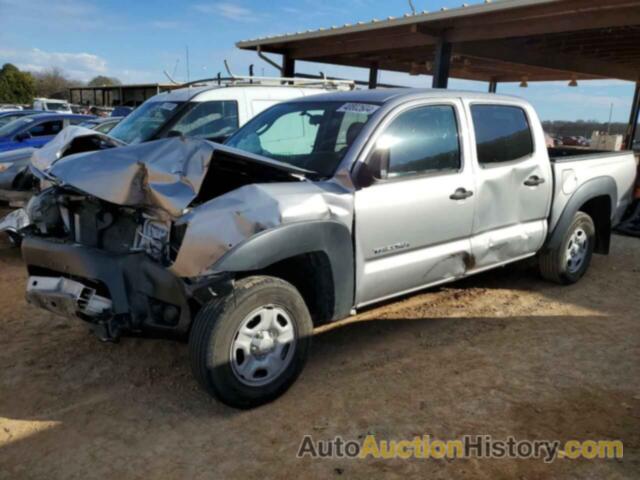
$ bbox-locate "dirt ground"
[0,208,638,480]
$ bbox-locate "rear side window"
[378,105,461,178]
[471,105,534,165]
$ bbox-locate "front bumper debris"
[0,207,30,234]
[26,275,112,318]
[21,235,193,337]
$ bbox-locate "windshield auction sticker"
[337,103,380,114]
[297,434,624,463]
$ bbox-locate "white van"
[106,77,353,145]
[32,98,72,114]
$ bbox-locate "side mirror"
[353,147,390,188]
[15,131,31,142]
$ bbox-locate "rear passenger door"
[465,101,552,271]
[354,100,476,306]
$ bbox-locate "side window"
[375,105,461,178]
[471,105,534,165]
[257,109,322,156]
[28,120,63,137]
[171,101,239,140]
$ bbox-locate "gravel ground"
[0,213,638,479]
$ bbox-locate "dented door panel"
[464,100,552,269]
[354,172,475,306]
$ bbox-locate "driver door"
[354,100,476,306]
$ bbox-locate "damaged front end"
[20,136,352,341]
[21,185,196,340]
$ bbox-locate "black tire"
[189,275,313,409]
[539,211,596,284]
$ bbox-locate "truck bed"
[547,148,637,231]
[549,146,629,162]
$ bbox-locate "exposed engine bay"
[26,187,171,261]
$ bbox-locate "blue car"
[111,106,133,117]
[0,113,95,153]
[0,110,40,128]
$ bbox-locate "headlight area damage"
[20,136,352,341]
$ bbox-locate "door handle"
[449,188,474,200]
[524,175,546,187]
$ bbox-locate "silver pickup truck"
[16,89,637,408]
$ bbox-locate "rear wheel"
[539,211,596,284]
[189,276,312,409]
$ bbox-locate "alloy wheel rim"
[565,227,588,274]
[229,305,296,387]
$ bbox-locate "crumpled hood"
[39,133,313,218]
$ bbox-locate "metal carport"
[237,0,640,148]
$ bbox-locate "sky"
[0,0,636,123]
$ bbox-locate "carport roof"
[237,0,640,83]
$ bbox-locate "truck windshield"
[108,101,184,144]
[225,101,380,176]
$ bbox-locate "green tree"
[0,63,36,104]
[87,75,121,87]
[32,67,77,100]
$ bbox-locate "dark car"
[0,110,40,128]
[0,113,95,153]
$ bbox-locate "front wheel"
[539,211,596,284]
[189,275,313,409]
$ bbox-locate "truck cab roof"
[289,88,525,106]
